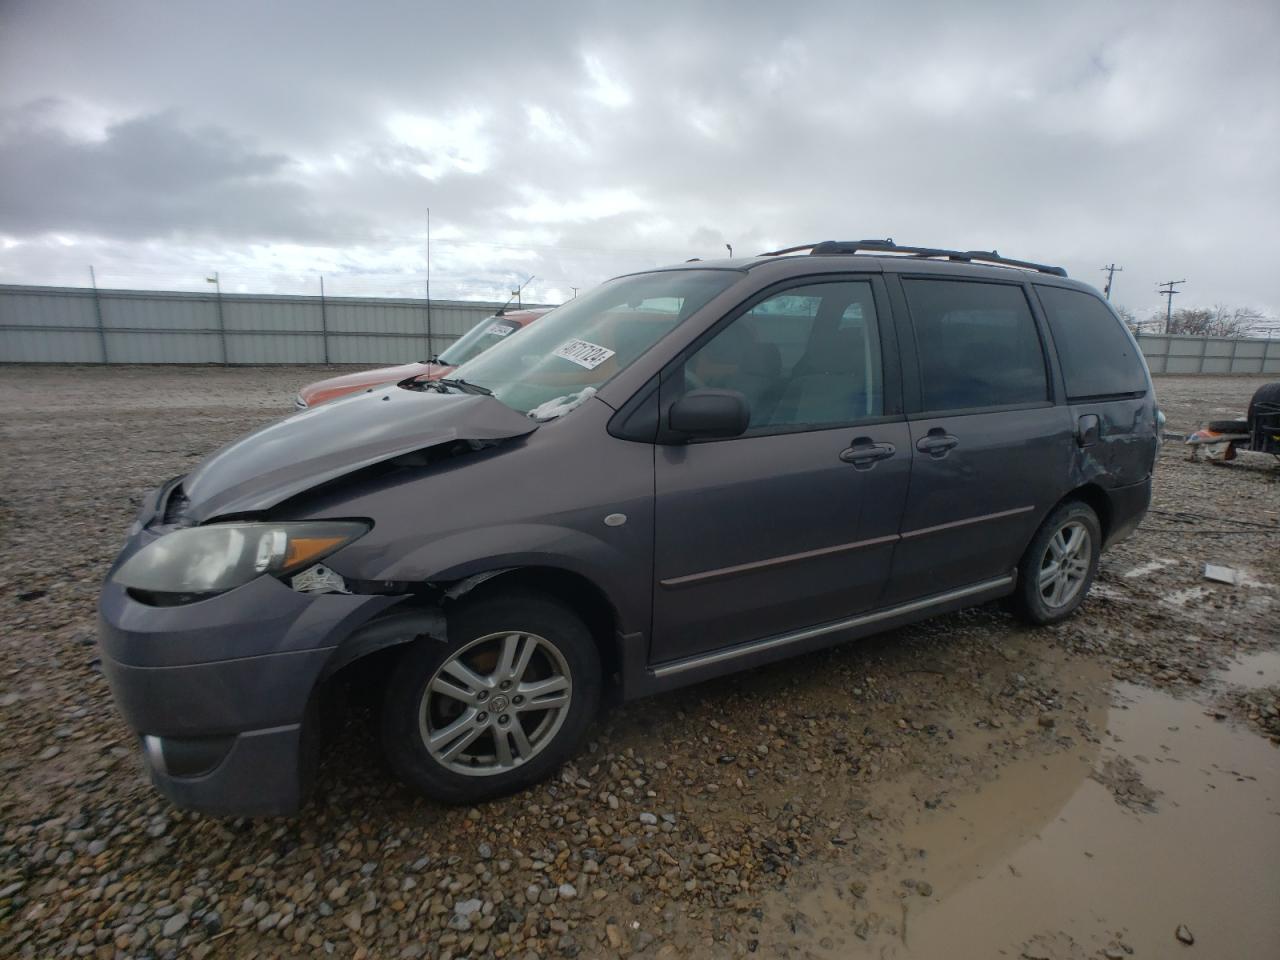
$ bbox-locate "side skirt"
[621,575,1015,700]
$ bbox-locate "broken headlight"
[113,521,369,604]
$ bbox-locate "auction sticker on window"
[484,322,516,337]
[553,338,615,369]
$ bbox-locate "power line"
[1157,279,1186,334]
[1100,263,1123,300]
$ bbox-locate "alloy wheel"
[1037,520,1092,609]
[418,631,572,776]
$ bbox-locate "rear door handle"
[915,428,959,458]
[839,438,896,470]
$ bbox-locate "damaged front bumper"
[97,557,407,816]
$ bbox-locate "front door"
[885,276,1073,601]
[650,277,909,664]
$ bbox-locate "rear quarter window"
[902,278,1048,412]
[1035,286,1147,400]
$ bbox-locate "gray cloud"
[0,0,1277,318]
[0,104,339,240]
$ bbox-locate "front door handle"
[915,428,959,458]
[839,438,896,470]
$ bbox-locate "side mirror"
[668,388,750,439]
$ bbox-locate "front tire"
[1012,501,1101,625]
[381,591,601,804]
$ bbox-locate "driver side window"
[681,281,883,433]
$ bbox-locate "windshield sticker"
[484,322,515,337]
[553,338,615,370]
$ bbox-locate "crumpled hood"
[180,386,537,522]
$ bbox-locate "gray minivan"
[98,240,1157,815]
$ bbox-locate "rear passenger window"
[903,279,1048,412]
[1035,286,1147,399]
[682,281,882,432]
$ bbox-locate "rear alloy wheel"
[381,591,600,804]
[1013,501,1102,625]
[1037,521,1092,610]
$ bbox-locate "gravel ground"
[0,367,1277,959]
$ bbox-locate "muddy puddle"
[760,674,1280,959]
[1215,649,1280,692]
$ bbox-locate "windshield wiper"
[429,377,493,396]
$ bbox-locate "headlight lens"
[114,521,369,600]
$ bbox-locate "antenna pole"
[425,208,433,359]
[1157,279,1186,334]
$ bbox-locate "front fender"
[329,523,649,638]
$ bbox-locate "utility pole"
[725,243,733,258]
[1100,263,1123,300]
[1157,279,1185,334]
[571,287,579,299]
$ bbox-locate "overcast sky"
[1,0,1277,322]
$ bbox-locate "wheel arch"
[1016,483,1113,571]
[450,566,623,686]
[1058,483,1113,544]
[318,565,625,695]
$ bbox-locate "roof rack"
[759,239,1067,277]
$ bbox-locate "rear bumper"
[1103,476,1152,548]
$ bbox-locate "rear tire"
[1247,382,1280,454]
[1246,381,1280,427]
[380,590,601,804]
[1012,501,1102,625]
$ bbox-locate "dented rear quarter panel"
[1068,394,1159,488]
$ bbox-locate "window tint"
[1036,286,1147,399]
[903,279,1048,412]
[682,281,882,432]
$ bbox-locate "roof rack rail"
[759,239,1067,277]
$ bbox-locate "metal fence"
[3,283,1277,375]
[0,284,553,365]
[1135,332,1280,375]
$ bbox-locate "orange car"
[294,308,550,409]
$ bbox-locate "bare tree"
[1113,304,1138,332]
[1165,305,1266,338]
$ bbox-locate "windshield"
[435,315,525,367]
[452,270,740,417]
